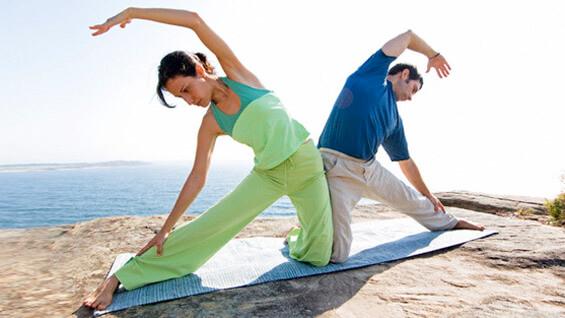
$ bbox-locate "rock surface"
[437,191,548,215]
[0,192,563,318]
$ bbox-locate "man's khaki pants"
[320,148,459,263]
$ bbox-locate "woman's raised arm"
[90,7,263,87]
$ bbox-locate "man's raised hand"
[426,54,451,78]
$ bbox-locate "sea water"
[0,162,301,229]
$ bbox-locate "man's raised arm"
[382,30,451,78]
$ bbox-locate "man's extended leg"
[363,159,458,231]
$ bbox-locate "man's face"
[393,78,421,102]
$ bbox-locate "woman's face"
[165,75,212,107]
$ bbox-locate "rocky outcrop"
[1,192,563,318]
[436,191,547,214]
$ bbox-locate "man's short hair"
[388,63,424,89]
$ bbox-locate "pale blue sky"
[0,0,564,197]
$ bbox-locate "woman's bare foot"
[454,219,485,231]
[83,274,120,310]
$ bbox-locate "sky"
[0,0,564,198]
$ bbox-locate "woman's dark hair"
[388,63,424,89]
[156,51,215,108]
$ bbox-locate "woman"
[83,7,333,310]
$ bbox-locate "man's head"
[387,63,423,102]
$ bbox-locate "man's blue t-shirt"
[318,49,410,161]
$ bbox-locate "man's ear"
[401,68,410,80]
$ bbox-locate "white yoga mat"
[94,218,496,316]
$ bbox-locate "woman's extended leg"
[114,170,284,290]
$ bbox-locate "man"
[319,30,484,263]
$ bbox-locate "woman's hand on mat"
[137,231,169,256]
[426,54,451,78]
[89,9,132,36]
[427,194,446,213]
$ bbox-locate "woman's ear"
[195,63,206,77]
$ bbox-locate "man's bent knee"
[330,244,350,263]
[330,253,349,264]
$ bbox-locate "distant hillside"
[0,161,151,173]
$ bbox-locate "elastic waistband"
[319,147,369,163]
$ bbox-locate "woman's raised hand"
[89,9,132,36]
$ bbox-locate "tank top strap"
[210,77,270,135]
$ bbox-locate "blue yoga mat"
[94,218,496,316]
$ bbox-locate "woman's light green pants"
[114,140,333,290]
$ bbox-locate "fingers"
[433,65,450,78]
[440,64,450,77]
[430,197,446,213]
[89,18,125,36]
[439,202,446,213]
[438,57,451,78]
[119,19,131,28]
[156,242,164,256]
[89,25,108,37]
[428,55,452,78]
[431,198,439,212]
[432,197,446,213]
[136,241,164,256]
[438,67,446,78]
[89,20,130,36]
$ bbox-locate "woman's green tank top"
[210,77,269,136]
[210,77,309,170]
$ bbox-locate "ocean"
[0,162,313,229]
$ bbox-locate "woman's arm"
[136,113,221,256]
[159,113,220,234]
[90,7,264,87]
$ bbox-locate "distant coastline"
[0,160,151,173]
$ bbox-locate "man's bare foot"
[83,274,120,310]
[454,219,485,231]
